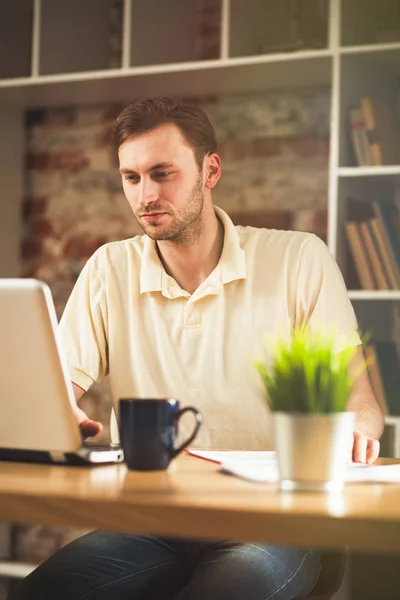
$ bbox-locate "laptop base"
[0,445,124,466]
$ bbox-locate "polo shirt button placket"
[184,300,202,329]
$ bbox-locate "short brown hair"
[113,97,217,170]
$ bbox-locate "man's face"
[119,123,205,243]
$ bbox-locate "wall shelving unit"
[0,0,399,592]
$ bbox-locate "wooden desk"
[0,455,400,554]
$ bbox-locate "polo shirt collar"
[215,206,247,284]
[139,206,246,294]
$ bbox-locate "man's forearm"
[72,382,86,403]
[350,393,384,440]
[346,348,384,440]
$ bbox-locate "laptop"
[0,278,124,465]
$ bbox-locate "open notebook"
[187,449,400,484]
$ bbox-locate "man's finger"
[366,439,380,465]
[353,432,368,463]
[80,419,103,439]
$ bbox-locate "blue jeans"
[9,532,320,600]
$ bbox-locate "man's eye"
[125,176,139,184]
[154,172,171,179]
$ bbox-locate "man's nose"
[138,178,158,207]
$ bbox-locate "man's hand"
[352,430,380,464]
[345,348,383,465]
[75,406,103,439]
[71,382,103,439]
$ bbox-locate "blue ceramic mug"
[119,398,203,471]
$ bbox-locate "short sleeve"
[57,258,109,390]
[295,234,361,353]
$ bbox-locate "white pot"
[273,411,355,492]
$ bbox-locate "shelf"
[229,0,328,58]
[340,42,400,55]
[0,561,37,579]
[340,47,400,77]
[0,0,32,80]
[130,0,221,66]
[348,291,400,301]
[40,0,120,75]
[338,166,400,178]
[338,48,400,168]
[341,0,400,48]
[0,50,332,108]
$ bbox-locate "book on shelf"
[348,108,372,167]
[359,221,391,290]
[369,218,399,290]
[372,199,400,287]
[365,341,400,416]
[345,220,376,289]
[344,198,400,290]
[360,96,400,166]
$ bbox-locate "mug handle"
[170,406,203,458]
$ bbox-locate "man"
[10,97,383,600]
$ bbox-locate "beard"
[134,173,204,245]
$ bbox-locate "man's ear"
[204,153,222,189]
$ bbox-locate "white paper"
[188,449,400,484]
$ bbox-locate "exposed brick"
[26,153,49,170]
[31,218,53,236]
[289,138,323,157]
[46,108,76,127]
[104,104,124,122]
[22,197,47,219]
[218,140,249,160]
[25,109,47,128]
[22,261,42,279]
[31,197,48,214]
[51,151,90,171]
[21,238,42,260]
[99,126,114,148]
[313,209,328,231]
[251,138,282,158]
[319,138,330,156]
[26,151,90,171]
[63,236,107,261]
[110,148,120,168]
[230,210,292,230]
[182,95,218,106]
[292,209,328,234]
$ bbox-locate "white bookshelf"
[0,0,399,587]
[331,6,400,443]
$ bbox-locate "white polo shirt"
[58,207,360,450]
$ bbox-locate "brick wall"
[13,87,330,562]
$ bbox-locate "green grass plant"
[254,328,359,414]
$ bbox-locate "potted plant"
[254,328,360,492]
